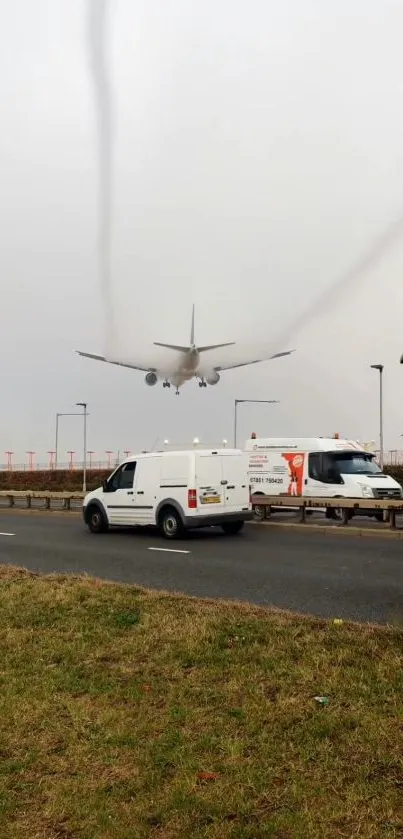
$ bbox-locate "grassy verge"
[0,567,402,839]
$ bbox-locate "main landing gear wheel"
[198,379,207,388]
[163,381,171,389]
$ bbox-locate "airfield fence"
[2,450,403,472]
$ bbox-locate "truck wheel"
[253,494,266,521]
[159,508,184,539]
[222,521,244,535]
[86,505,108,534]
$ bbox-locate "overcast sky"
[1,0,403,468]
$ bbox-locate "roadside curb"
[253,521,403,539]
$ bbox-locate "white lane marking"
[0,532,15,537]
[148,546,190,555]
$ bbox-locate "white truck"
[245,436,402,520]
[83,447,253,538]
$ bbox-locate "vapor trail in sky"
[278,210,403,346]
[86,0,116,345]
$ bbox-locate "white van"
[245,436,402,519]
[83,448,253,538]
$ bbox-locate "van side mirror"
[102,480,109,492]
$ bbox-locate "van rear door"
[221,451,249,510]
[195,452,225,512]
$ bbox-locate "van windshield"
[328,452,381,475]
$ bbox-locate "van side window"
[308,453,323,480]
[108,462,136,491]
[120,462,136,489]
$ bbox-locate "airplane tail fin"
[153,304,235,353]
[190,303,195,346]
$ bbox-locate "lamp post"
[55,412,83,469]
[234,399,279,448]
[26,451,35,471]
[76,402,88,493]
[370,364,384,469]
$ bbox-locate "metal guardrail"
[251,494,403,528]
[0,491,84,511]
[0,490,402,528]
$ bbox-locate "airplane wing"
[214,349,296,372]
[76,351,155,373]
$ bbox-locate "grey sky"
[1,0,403,466]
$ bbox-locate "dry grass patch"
[0,565,402,838]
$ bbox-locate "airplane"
[76,305,295,394]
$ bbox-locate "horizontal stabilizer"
[153,342,190,353]
[198,342,235,353]
[76,350,106,362]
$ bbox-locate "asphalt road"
[0,511,402,624]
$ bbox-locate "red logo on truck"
[281,452,305,496]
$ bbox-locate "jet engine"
[145,371,158,386]
[206,372,220,385]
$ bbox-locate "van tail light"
[188,489,197,509]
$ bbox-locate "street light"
[370,364,384,469]
[76,402,88,493]
[55,412,84,469]
[234,399,279,448]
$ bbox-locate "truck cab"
[245,436,402,517]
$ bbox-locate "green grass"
[0,566,402,839]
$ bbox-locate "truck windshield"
[328,453,382,475]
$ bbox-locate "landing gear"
[162,380,171,389]
[175,388,180,396]
[198,379,207,388]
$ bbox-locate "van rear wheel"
[222,521,244,535]
[159,508,184,540]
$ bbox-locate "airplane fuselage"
[170,347,200,388]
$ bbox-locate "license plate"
[201,495,220,504]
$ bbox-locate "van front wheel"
[86,505,108,534]
[159,508,184,540]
